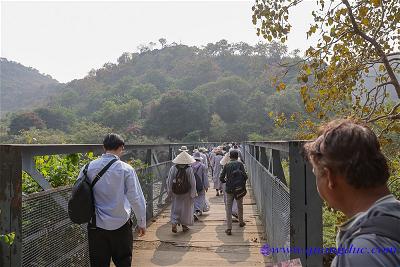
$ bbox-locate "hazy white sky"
[1,0,317,83]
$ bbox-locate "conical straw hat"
[172,151,196,165]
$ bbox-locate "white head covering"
[172,151,196,165]
[192,152,202,161]
[220,152,230,166]
[179,146,189,152]
[199,147,208,153]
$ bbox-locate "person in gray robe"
[192,152,210,218]
[167,150,197,233]
[213,150,224,196]
[209,148,217,177]
[220,153,238,218]
[199,148,209,170]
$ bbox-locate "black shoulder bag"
[68,158,118,227]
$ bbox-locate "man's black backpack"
[68,159,117,225]
[193,165,204,193]
[226,168,247,200]
[172,165,191,195]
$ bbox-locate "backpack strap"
[89,158,118,228]
[193,164,201,176]
[358,215,400,244]
[82,163,89,177]
[91,158,118,187]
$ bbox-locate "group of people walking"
[167,143,248,235]
[74,118,400,266]
[72,135,248,267]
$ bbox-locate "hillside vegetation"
[0,58,61,114]
[1,40,305,143]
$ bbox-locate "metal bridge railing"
[20,161,173,267]
[244,141,323,267]
[0,143,217,267]
[1,142,322,267]
[245,149,290,263]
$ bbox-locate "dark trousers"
[88,220,133,267]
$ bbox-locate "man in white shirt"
[80,133,146,267]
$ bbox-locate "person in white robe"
[213,149,224,196]
[199,147,209,170]
[167,150,197,233]
[191,152,210,218]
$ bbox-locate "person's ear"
[324,167,335,190]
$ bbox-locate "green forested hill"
[0,58,61,114]
[1,40,305,143]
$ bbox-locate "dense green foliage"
[9,112,46,134]
[0,58,60,114]
[0,232,15,246]
[1,40,306,144]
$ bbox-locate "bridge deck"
[132,182,271,266]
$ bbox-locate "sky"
[1,0,318,83]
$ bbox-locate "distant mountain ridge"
[0,58,61,115]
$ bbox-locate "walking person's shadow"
[214,194,266,265]
[150,218,207,265]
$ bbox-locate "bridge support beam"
[0,146,22,267]
[271,149,287,186]
[259,147,268,169]
[145,149,154,220]
[255,146,260,161]
[289,142,323,267]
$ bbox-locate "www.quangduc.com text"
[260,244,398,256]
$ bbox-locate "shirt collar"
[102,153,120,160]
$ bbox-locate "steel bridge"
[0,142,322,267]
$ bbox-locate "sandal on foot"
[239,222,246,227]
[225,229,232,235]
[182,225,189,232]
[172,224,177,233]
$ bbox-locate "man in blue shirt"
[80,133,146,267]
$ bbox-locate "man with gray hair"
[304,119,400,266]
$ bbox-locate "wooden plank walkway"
[131,180,271,266]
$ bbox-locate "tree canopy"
[252,0,399,139]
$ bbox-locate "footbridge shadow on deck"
[133,183,269,266]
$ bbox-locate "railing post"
[0,146,22,267]
[271,149,287,186]
[168,145,173,161]
[249,145,254,157]
[255,146,260,161]
[241,143,246,162]
[289,142,322,267]
[145,149,153,221]
[259,147,268,169]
